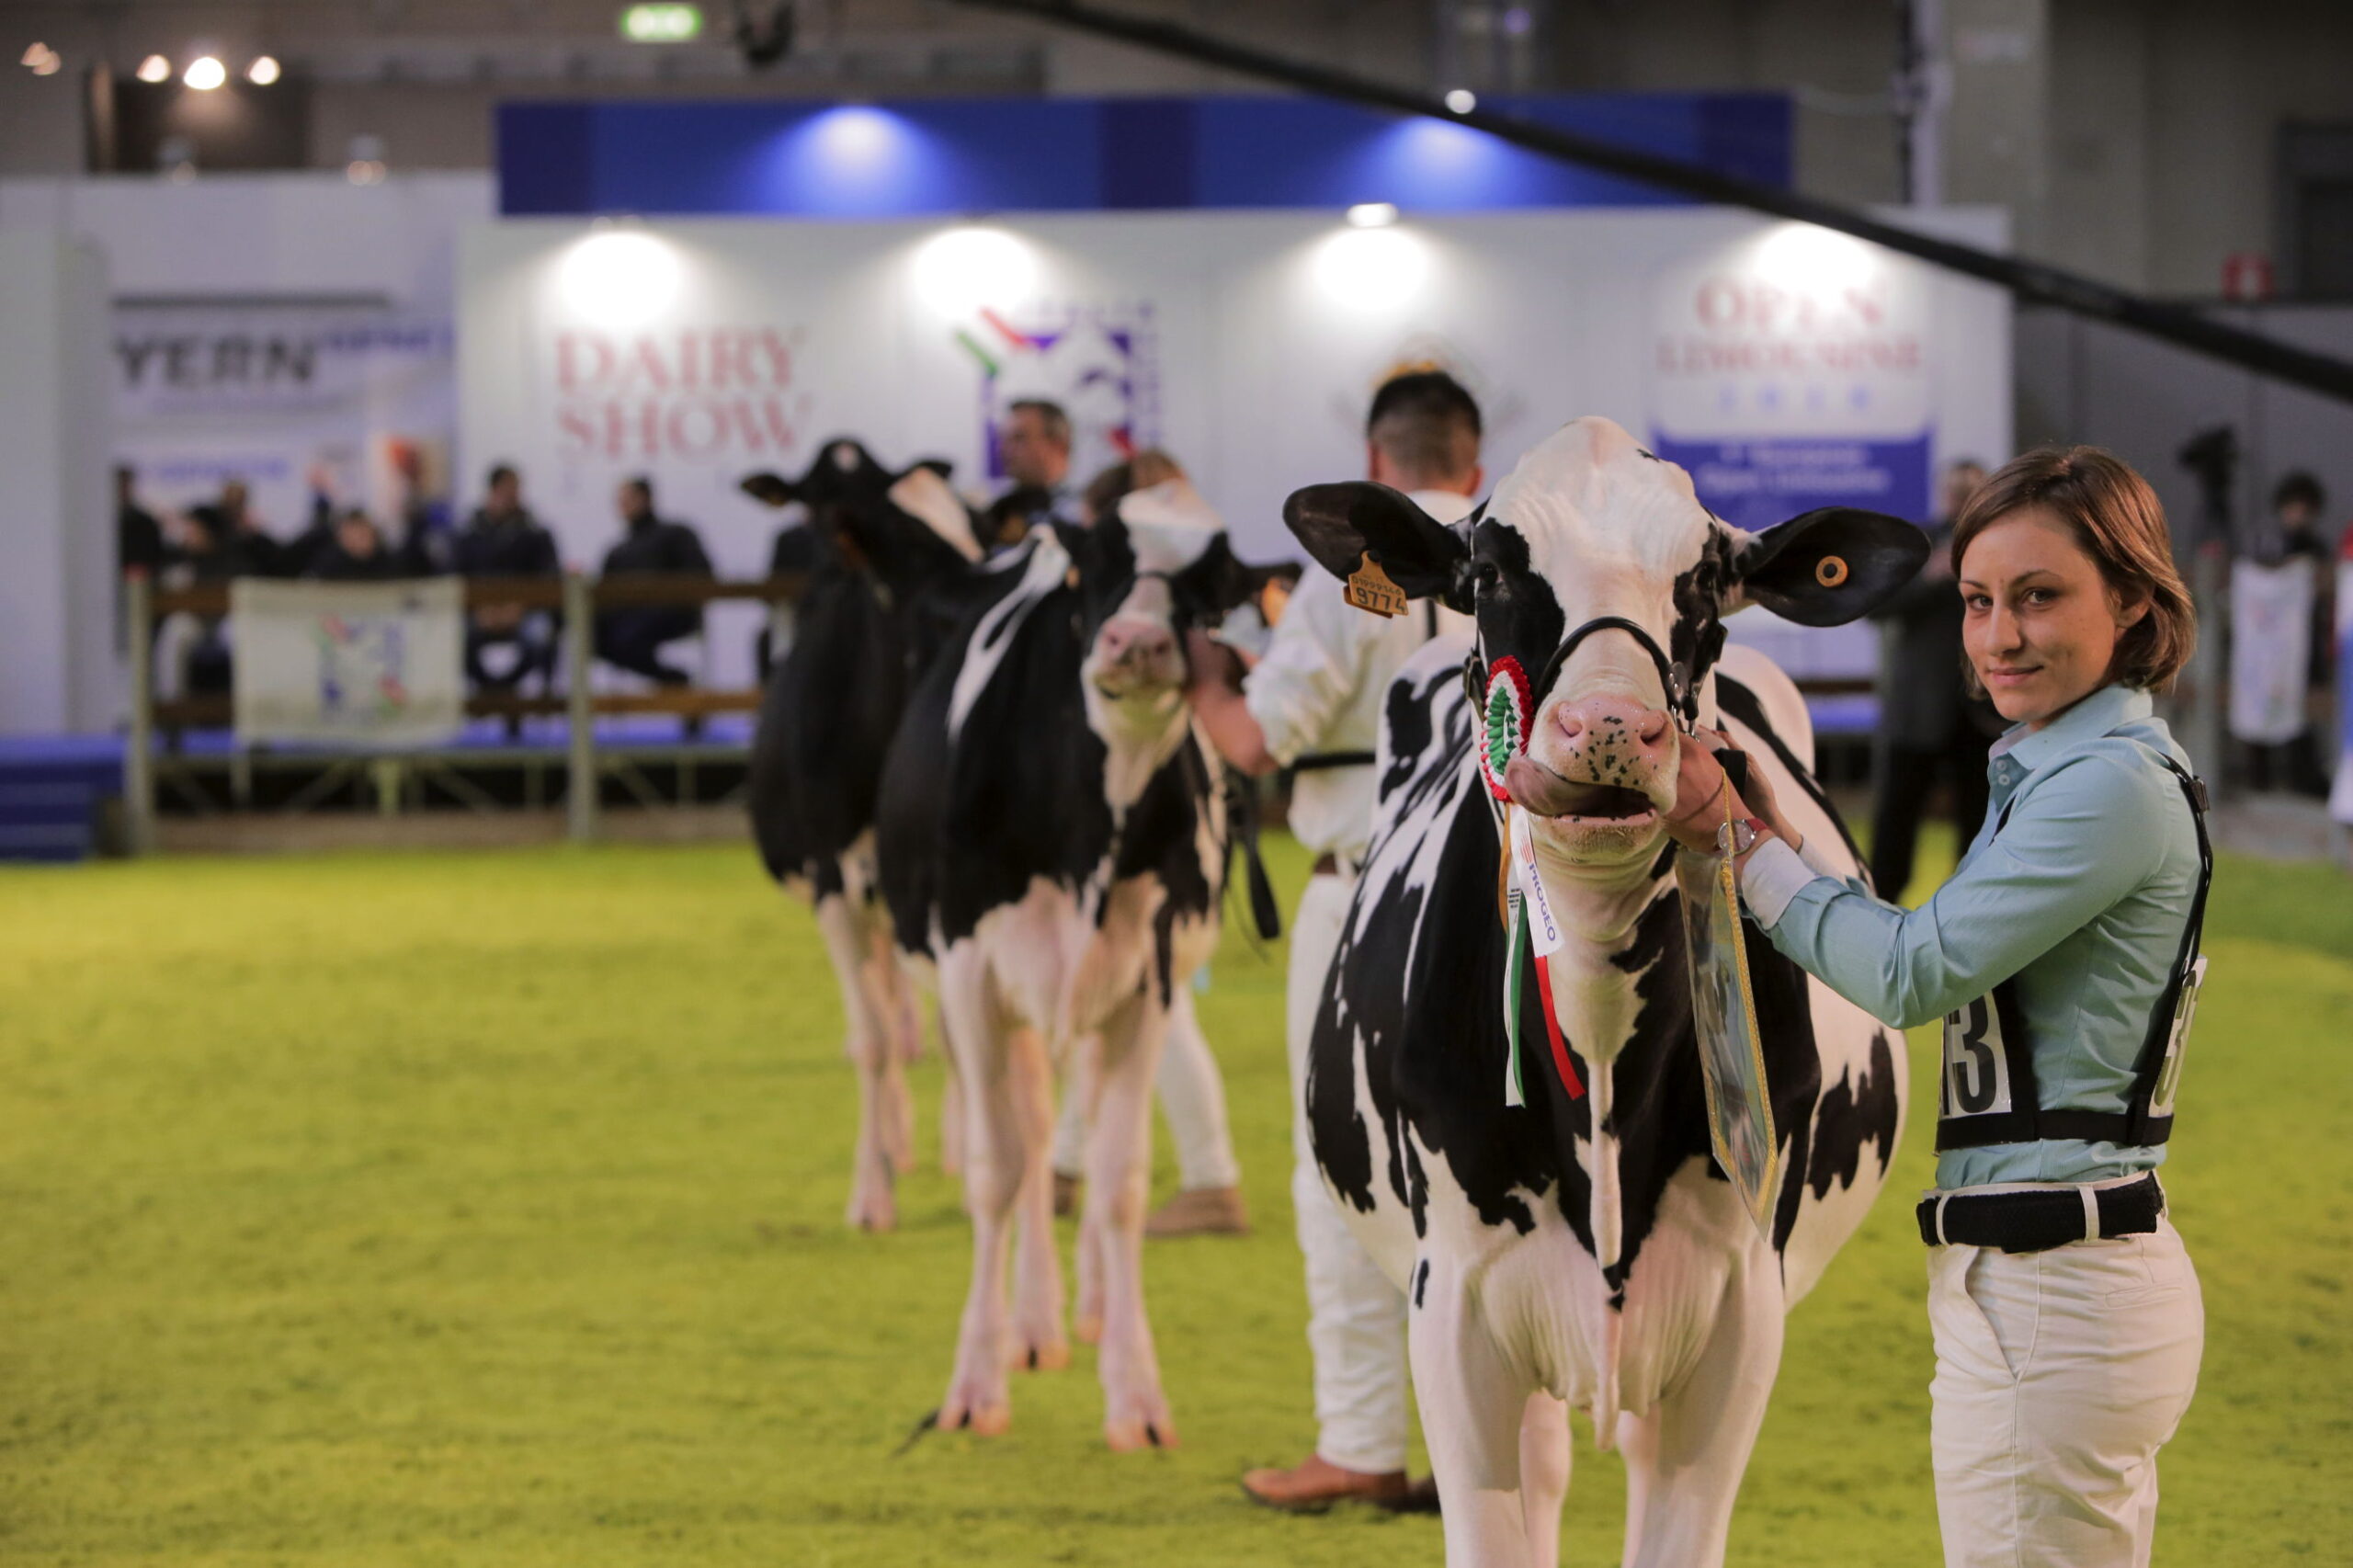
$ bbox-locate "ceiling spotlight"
[136,53,171,83]
[246,55,280,85]
[1346,201,1400,228]
[1443,87,1477,114]
[183,55,226,90]
[22,42,63,75]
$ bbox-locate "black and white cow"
[1282,417,1925,1567]
[742,438,984,1232]
[876,479,1258,1449]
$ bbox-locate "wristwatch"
[1716,815,1772,858]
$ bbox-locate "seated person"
[594,475,713,687]
[450,463,563,694]
[308,509,406,581]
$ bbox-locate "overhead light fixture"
[1443,87,1477,114]
[1346,201,1399,228]
[21,42,62,75]
[246,55,280,85]
[183,55,226,90]
[135,53,172,83]
[620,3,704,42]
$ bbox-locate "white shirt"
[1245,489,1476,863]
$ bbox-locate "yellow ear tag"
[1065,566,1080,590]
[1345,554,1409,618]
[1814,554,1850,588]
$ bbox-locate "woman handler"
[1666,447,2208,1568]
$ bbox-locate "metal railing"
[122,571,805,854]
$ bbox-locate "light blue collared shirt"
[1742,685,2203,1189]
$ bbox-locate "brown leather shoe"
[1051,1172,1079,1219]
[1144,1184,1250,1237]
[1240,1453,1408,1513]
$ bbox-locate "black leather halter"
[1467,615,1699,733]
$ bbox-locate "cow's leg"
[936,998,965,1177]
[936,955,1021,1436]
[1082,992,1174,1451]
[1618,1255,1785,1568]
[1519,1392,1571,1568]
[1065,1034,1106,1345]
[1005,1024,1069,1372]
[813,892,900,1233]
[1412,1258,1537,1568]
[862,914,915,1173]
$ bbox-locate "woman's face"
[1959,506,2145,730]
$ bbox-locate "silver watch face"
[1715,819,1756,857]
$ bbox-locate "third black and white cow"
[1281,416,1925,1566]
[876,479,1258,1449]
[743,438,983,1231]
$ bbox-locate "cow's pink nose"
[1098,620,1175,667]
[1552,697,1672,752]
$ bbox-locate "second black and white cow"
[1282,416,1924,1567]
[876,479,1257,1449]
[741,438,983,1231]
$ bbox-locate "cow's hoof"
[1011,1339,1071,1373]
[940,1397,1012,1437]
[845,1190,898,1233]
[1103,1414,1177,1453]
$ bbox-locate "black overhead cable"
[941,0,2353,409]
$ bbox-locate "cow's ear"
[1730,507,1929,626]
[1179,535,1262,617]
[740,472,799,507]
[1283,482,1470,608]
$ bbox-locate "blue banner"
[1648,433,1932,534]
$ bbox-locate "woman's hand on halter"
[1662,729,1801,859]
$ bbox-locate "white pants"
[1050,981,1241,1192]
[1290,870,1411,1475]
[1928,1212,2204,1568]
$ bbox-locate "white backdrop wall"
[460,206,2009,692]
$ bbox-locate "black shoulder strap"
[1939,734,2211,1152]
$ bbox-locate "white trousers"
[1928,1212,2204,1568]
[1050,981,1241,1192]
[1290,871,1411,1475]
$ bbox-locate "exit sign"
[620,3,702,41]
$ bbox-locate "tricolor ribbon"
[1502,806,1586,1105]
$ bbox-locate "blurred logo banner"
[1649,224,1934,531]
[232,579,465,748]
[955,303,1161,485]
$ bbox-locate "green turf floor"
[2,832,2347,1565]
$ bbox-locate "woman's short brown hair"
[1950,446,2197,694]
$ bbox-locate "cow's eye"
[1472,561,1503,595]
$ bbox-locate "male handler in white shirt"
[1185,370,1483,1510]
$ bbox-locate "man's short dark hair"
[1008,399,1072,449]
[487,463,517,490]
[623,474,654,506]
[2273,470,2325,515]
[1367,370,1482,483]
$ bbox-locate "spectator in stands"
[1867,457,2000,900]
[451,463,563,700]
[282,462,344,578]
[309,509,404,582]
[116,464,165,580]
[981,398,1074,551]
[594,475,713,688]
[188,479,288,579]
[2231,471,2333,796]
[388,439,455,575]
